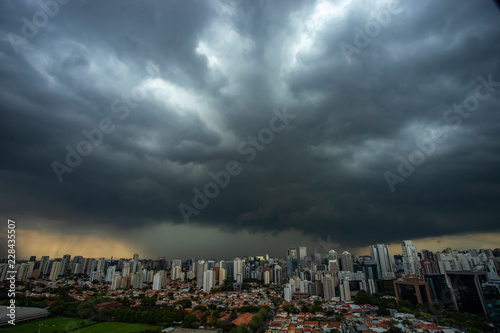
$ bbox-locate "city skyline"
[1,0,500,259]
[11,235,500,261]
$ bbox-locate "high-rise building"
[157,257,167,270]
[323,274,335,300]
[97,258,106,273]
[370,244,394,279]
[284,283,292,302]
[274,265,283,285]
[213,267,220,283]
[287,248,298,277]
[327,250,338,276]
[225,261,234,279]
[197,260,207,287]
[482,280,500,325]
[121,261,130,276]
[219,268,227,284]
[394,276,432,305]
[72,256,83,273]
[362,260,379,281]
[72,262,82,275]
[446,271,488,315]
[314,252,322,265]
[86,258,96,275]
[40,256,50,275]
[233,258,242,283]
[203,270,214,292]
[480,249,494,259]
[49,261,61,281]
[172,265,182,280]
[298,247,307,268]
[110,273,122,290]
[341,251,354,272]
[106,266,116,282]
[402,240,419,276]
[340,279,351,301]
[424,274,453,307]
[263,270,270,285]
[152,272,162,291]
[121,275,130,289]
[17,262,34,282]
[418,259,438,276]
[327,249,337,261]
[133,271,144,289]
[436,253,459,273]
[59,254,71,276]
[421,249,432,260]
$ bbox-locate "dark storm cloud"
[1,0,499,250]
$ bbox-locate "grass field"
[80,322,160,332]
[1,317,93,332]
[1,317,161,333]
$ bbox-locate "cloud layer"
[1,0,499,255]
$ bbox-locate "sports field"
[1,317,93,332]
[1,317,160,333]
[80,322,160,332]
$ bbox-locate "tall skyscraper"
[274,265,283,286]
[203,270,214,292]
[340,279,351,301]
[323,274,335,300]
[111,273,122,290]
[402,240,419,276]
[447,271,488,315]
[172,259,182,268]
[59,254,71,276]
[86,258,96,275]
[263,270,270,285]
[152,272,162,291]
[40,256,50,275]
[328,249,338,261]
[219,268,227,284]
[370,244,394,279]
[50,261,61,281]
[197,260,207,287]
[341,251,354,272]
[298,246,307,268]
[97,258,106,273]
[284,283,292,302]
[133,271,144,289]
[327,250,338,276]
[233,258,243,283]
[287,248,298,277]
[172,266,182,280]
[225,261,234,279]
[421,249,432,260]
[106,266,116,282]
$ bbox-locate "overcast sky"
[1,0,499,260]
